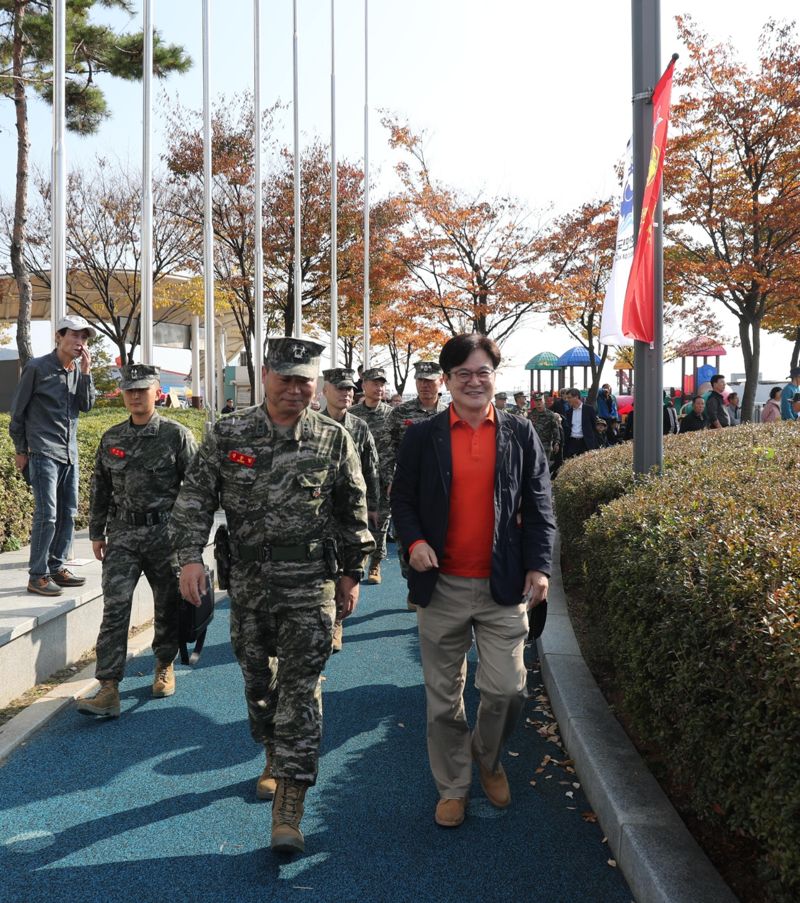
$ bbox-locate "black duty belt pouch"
[179,567,215,665]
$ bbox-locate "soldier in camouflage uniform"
[76,365,197,719]
[529,392,563,471]
[319,367,380,652]
[507,391,529,417]
[493,391,508,410]
[378,360,447,608]
[349,366,393,585]
[171,337,373,856]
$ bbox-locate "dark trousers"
[565,437,588,459]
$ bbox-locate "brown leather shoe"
[50,567,86,587]
[27,576,63,596]
[434,797,467,827]
[366,564,382,585]
[152,661,176,697]
[474,755,511,808]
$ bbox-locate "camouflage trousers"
[229,578,336,786]
[369,489,391,565]
[95,526,180,681]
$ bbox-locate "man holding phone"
[391,334,555,828]
[9,315,97,596]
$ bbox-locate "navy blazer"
[561,403,600,451]
[390,407,556,608]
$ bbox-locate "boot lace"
[155,666,170,684]
[279,782,303,822]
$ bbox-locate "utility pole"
[631,0,663,475]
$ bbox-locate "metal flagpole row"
[253,0,265,402]
[140,0,154,365]
[202,0,216,421]
[51,0,66,334]
[329,0,338,367]
[292,0,302,338]
[362,0,370,368]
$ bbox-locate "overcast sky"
[2,0,798,388]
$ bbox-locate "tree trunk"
[12,1,34,366]
[738,315,761,423]
[791,327,800,372]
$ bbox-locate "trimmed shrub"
[1,407,205,543]
[555,424,800,900]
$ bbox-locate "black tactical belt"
[111,506,171,527]
[232,540,323,563]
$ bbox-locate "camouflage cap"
[266,336,325,378]
[494,392,507,400]
[362,367,388,383]
[322,367,357,388]
[119,363,160,390]
[414,360,443,381]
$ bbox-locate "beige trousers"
[416,573,528,798]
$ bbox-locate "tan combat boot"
[331,619,343,654]
[271,779,307,854]
[366,562,382,585]
[76,680,120,718]
[256,745,278,800]
[152,661,176,698]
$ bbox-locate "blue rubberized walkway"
[0,554,632,903]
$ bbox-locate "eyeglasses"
[448,367,496,383]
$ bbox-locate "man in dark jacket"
[391,334,555,829]
[561,388,600,457]
[680,396,708,433]
[704,374,729,429]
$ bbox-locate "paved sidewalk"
[0,554,633,903]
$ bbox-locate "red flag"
[622,57,677,343]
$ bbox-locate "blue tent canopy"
[556,346,601,367]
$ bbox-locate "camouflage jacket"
[378,396,448,485]
[529,409,563,455]
[89,412,198,541]
[169,403,374,577]
[348,399,392,448]
[320,407,380,511]
[507,404,528,418]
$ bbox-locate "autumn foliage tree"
[385,118,541,344]
[666,16,800,420]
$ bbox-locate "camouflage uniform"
[349,367,393,565]
[378,362,447,579]
[89,378,197,682]
[170,341,373,785]
[529,407,563,463]
[507,397,528,418]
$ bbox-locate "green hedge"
[554,424,800,901]
[0,408,206,551]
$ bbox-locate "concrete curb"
[0,624,157,763]
[538,536,738,903]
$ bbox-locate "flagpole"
[631,0,662,475]
[253,0,264,403]
[330,0,338,367]
[292,0,302,338]
[51,0,66,334]
[202,0,216,421]
[140,0,154,365]
[362,0,370,368]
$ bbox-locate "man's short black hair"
[439,333,501,373]
[710,374,725,387]
[566,388,582,399]
[692,395,705,403]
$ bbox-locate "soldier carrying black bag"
[76,364,197,719]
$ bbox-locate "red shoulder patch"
[109,447,125,458]
[228,450,256,468]
[403,419,414,426]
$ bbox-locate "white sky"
[1,0,797,390]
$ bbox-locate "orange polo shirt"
[439,403,496,578]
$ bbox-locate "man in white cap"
[9,314,97,596]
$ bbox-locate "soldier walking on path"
[320,367,380,652]
[507,391,528,417]
[349,366,393,585]
[9,314,97,597]
[378,361,447,609]
[171,338,374,856]
[528,393,563,472]
[76,365,197,718]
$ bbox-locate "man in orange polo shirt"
[391,334,555,828]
